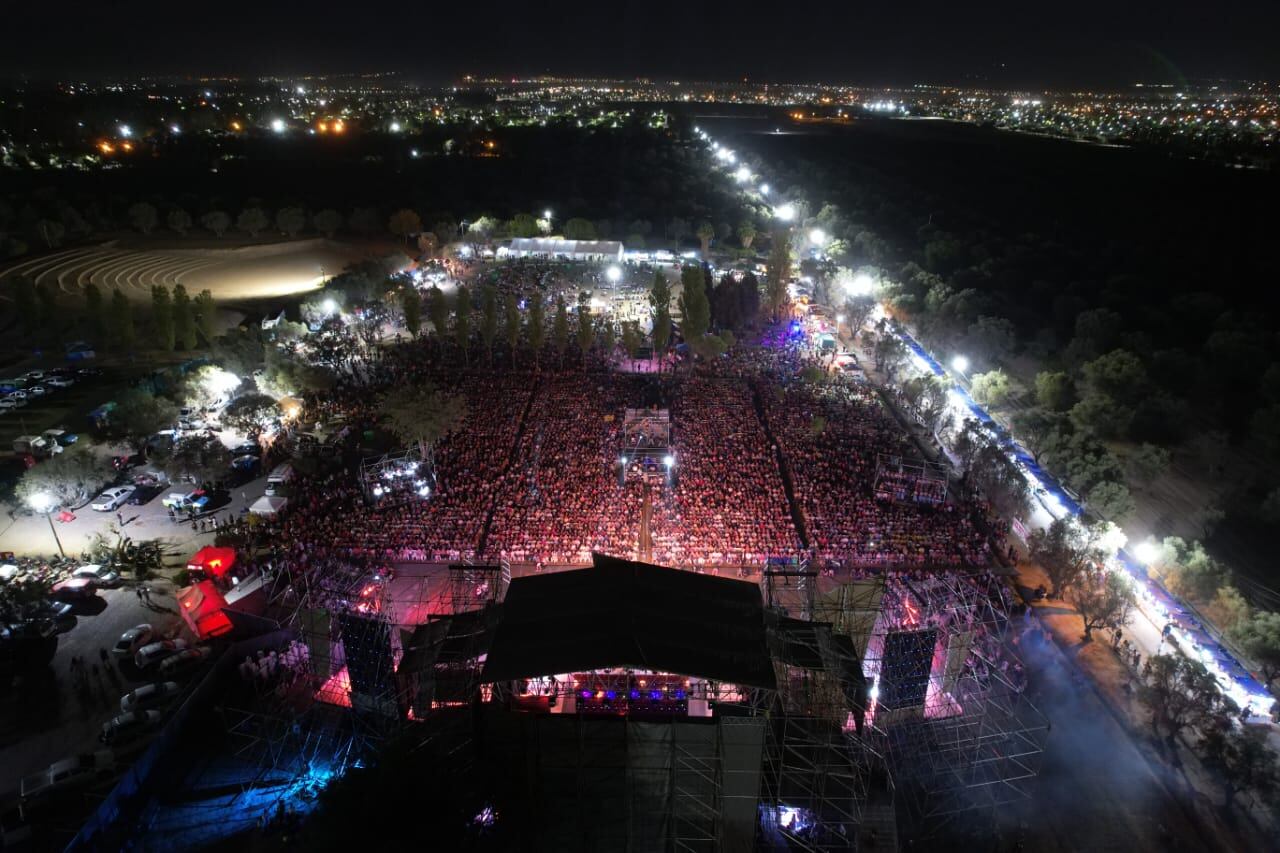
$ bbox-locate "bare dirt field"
[0,238,405,305]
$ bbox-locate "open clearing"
[0,238,397,304]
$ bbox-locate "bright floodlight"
[775,203,796,221]
[759,183,770,195]
[845,273,875,297]
[951,355,970,374]
[606,265,622,283]
[809,228,827,245]
[664,455,675,467]
[389,121,402,133]
[323,298,338,315]
[170,124,181,134]
[543,209,553,220]
[295,85,306,95]
[271,118,286,134]
[1133,540,1160,565]
[118,124,132,138]
[836,314,846,323]
[28,492,54,513]
[734,165,751,182]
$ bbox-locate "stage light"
[951,355,969,374]
[619,455,627,465]
[663,454,675,467]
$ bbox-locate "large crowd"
[262,321,1004,575]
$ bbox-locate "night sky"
[6,0,1280,88]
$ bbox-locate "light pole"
[28,492,66,558]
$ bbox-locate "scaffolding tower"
[859,571,1047,831]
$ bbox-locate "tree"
[479,285,499,360]
[967,315,1017,365]
[172,284,197,350]
[377,382,466,459]
[83,282,107,347]
[650,271,672,364]
[1068,566,1136,641]
[599,319,616,359]
[201,210,231,237]
[509,213,539,238]
[1086,479,1136,522]
[575,295,595,358]
[1207,585,1251,634]
[764,233,791,323]
[1128,443,1171,482]
[162,434,232,485]
[401,286,422,337]
[106,388,179,450]
[696,221,715,256]
[1138,653,1230,746]
[151,285,175,351]
[1229,610,1280,685]
[167,208,192,236]
[222,393,279,437]
[349,207,381,236]
[109,288,135,352]
[621,321,642,360]
[679,265,712,359]
[195,289,217,345]
[562,218,596,240]
[426,285,450,341]
[969,369,1013,408]
[276,207,307,237]
[528,296,546,368]
[1157,537,1229,603]
[503,292,521,360]
[552,294,570,366]
[237,207,269,237]
[1070,392,1134,440]
[127,202,158,235]
[1083,349,1148,399]
[1035,371,1076,412]
[15,448,114,510]
[313,208,343,238]
[453,285,472,361]
[737,220,758,249]
[388,209,422,245]
[1199,726,1280,813]
[1027,516,1107,597]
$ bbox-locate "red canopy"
[187,546,237,578]
[177,580,233,639]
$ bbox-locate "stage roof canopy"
[482,555,776,689]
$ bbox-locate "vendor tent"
[249,495,288,517]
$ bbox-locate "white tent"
[249,495,289,517]
[501,238,624,261]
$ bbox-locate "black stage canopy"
[481,554,776,689]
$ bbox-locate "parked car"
[158,646,211,677]
[128,483,165,506]
[120,681,182,713]
[113,624,155,658]
[99,710,163,745]
[76,367,103,377]
[43,428,77,446]
[45,376,74,389]
[27,385,49,397]
[23,371,44,382]
[231,441,261,457]
[27,600,76,633]
[134,639,188,670]
[73,564,121,588]
[0,400,16,412]
[19,751,116,801]
[91,486,135,511]
[50,577,96,600]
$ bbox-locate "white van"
[265,463,294,496]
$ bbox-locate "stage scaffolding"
[220,560,504,822]
[858,571,1048,832]
[872,453,949,506]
